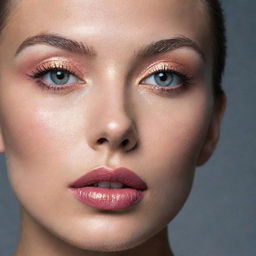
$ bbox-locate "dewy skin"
[0,1,226,256]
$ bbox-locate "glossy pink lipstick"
[69,167,147,211]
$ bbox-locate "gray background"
[0,1,255,255]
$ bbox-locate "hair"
[0,0,11,34]
[205,0,227,96]
[0,0,226,96]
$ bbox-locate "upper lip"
[69,167,148,190]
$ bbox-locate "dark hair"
[205,0,227,96]
[0,0,226,96]
[0,0,11,35]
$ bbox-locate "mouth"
[69,166,148,191]
[84,181,133,189]
[69,167,147,210]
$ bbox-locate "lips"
[69,167,147,210]
[69,167,148,191]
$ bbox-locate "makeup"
[26,59,86,93]
[69,167,147,210]
[137,59,197,97]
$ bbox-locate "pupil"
[158,72,168,81]
[56,71,65,80]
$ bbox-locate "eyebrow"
[135,36,205,61]
[15,33,205,61]
[15,33,97,57]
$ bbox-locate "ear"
[0,126,5,153]
[196,93,227,166]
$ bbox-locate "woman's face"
[0,0,222,252]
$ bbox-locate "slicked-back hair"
[0,0,226,96]
[205,0,227,96]
[0,0,11,35]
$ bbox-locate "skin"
[0,0,226,255]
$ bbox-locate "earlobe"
[196,93,227,166]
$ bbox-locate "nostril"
[97,138,107,144]
[121,139,129,147]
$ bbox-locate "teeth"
[95,181,109,188]
[93,181,124,188]
[110,182,123,188]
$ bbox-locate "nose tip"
[89,119,138,153]
[96,131,137,152]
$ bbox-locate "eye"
[28,63,86,93]
[142,70,183,88]
[41,69,80,86]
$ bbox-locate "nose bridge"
[86,78,138,153]
[102,88,132,136]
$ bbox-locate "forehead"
[4,0,211,60]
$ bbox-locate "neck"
[14,208,174,256]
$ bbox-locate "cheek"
[0,78,87,211]
[0,71,86,166]
[135,90,213,220]
[140,90,212,170]
[0,101,76,164]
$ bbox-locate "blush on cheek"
[1,109,53,161]
[1,101,78,164]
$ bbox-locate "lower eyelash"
[34,79,74,93]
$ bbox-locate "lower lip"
[70,187,145,210]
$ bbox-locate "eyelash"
[28,62,193,96]
[28,62,85,93]
[140,64,193,96]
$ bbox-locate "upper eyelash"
[142,65,193,87]
[30,63,75,79]
[139,64,194,97]
[27,63,85,93]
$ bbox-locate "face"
[0,0,225,252]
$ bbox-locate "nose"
[86,94,138,153]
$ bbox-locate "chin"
[56,227,151,253]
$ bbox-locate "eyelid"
[31,59,85,80]
[26,59,87,94]
[136,61,194,97]
[138,61,187,83]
